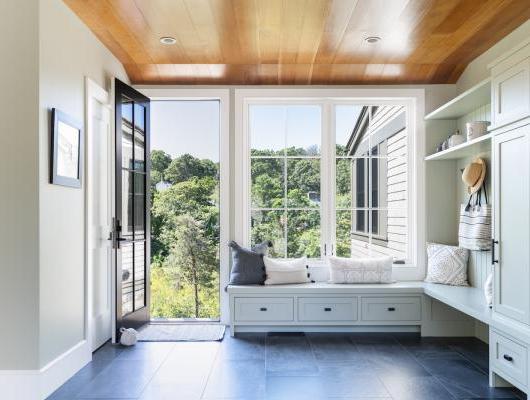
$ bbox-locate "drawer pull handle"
[259,307,267,312]
[503,354,513,362]
[324,307,332,312]
[387,307,396,311]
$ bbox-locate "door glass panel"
[134,242,145,310]
[121,244,134,316]
[336,158,351,209]
[134,103,146,171]
[122,171,133,239]
[121,99,134,169]
[134,174,145,240]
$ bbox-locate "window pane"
[336,210,352,257]
[336,158,351,208]
[121,244,133,316]
[335,105,364,156]
[287,210,320,258]
[337,105,373,157]
[250,105,285,156]
[134,104,146,171]
[122,171,133,239]
[386,157,407,208]
[251,210,285,257]
[286,106,321,156]
[350,210,370,257]
[134,242,145,310]
[352,158,368,208]
[134,174,145,240]
[251,158,284,208]
[287,159,320,208]
[121,99,134,169]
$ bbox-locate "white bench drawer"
[298,297,358,322]
[234,297,294,322]
[491,330,528,386]
[361,296,421,321]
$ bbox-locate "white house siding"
[350,105,408,260]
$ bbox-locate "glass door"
[114,79,150,337]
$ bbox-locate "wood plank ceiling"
[64,0,530,85]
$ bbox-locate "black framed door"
[114,79,150,338]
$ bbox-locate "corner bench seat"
[227,281,493,335]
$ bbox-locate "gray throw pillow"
[228,241,270,285]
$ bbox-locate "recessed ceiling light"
[365,36,381,44]
[160,36,177,45]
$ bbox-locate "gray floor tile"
[202,359,266,399]
[266,334,319,376]
[77,359,160,398]
[306,333,365,365]
[217,333,266,361]
[381,376,457,400]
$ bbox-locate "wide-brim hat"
[462,157,486,194]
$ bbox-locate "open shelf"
[425,78,491,120]
[425,133,492,161]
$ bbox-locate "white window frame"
[133,86,231,324]
[235,88,425,281]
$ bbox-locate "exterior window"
[245,101,409,264]
[249,105,321,258]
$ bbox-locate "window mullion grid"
[283,107,288,258]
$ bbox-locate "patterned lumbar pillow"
[263,256,310,285]
[328,256,393,284]
[425,243,469,286]
[228,241,270,285]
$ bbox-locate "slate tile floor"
[48,332,527,400]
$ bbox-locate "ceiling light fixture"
[160,36,177,45]
[365,36,381,44]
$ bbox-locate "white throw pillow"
[328,256,393,284]
[425,243,469,286]
[263,257,310,285]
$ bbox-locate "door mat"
[137,323,225,342]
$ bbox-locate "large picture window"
[242,97,413,268]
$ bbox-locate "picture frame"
[50,108,83,188]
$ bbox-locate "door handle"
[492,239,499,265]
[503,354,513,362]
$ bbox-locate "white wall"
[457,19,530,93]
[0,0,40,371]
[37,0,128,367]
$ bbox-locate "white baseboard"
[0,340,91,400]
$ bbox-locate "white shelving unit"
[425,133,492,161]
[425,78,491,120]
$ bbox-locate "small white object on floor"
[119,327,138,346]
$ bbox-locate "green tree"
[165,215,217,317]
[164,154,217,184]
[150,150,172,190]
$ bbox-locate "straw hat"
[462,158,486,194]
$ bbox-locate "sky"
[150,101,362,161]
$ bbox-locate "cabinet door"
[491,58,530,129]
[493,126,530,324]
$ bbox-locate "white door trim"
[133,87,231,324]
[85,77,113,350]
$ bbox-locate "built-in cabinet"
[492,126,530,325]
[488,39,530,394]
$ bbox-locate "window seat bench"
[227,281,491,336]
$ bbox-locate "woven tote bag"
[458,184,491,251]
